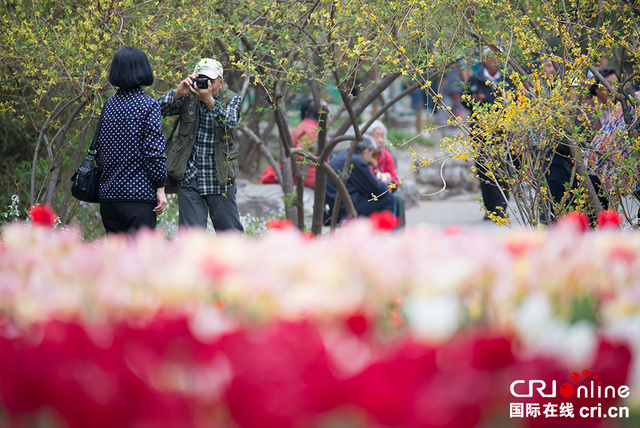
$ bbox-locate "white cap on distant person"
[193,58,223,79]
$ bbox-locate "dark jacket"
[212,88,240,185]
[326,150,393,221]
[161,88,240,185]
[96,88,167,203]
[464,64,514,112]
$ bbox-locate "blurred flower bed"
[0,217,639,427]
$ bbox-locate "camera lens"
[194,77,209,89]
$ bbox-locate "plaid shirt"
[159,89,241,195]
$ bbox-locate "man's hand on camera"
[190,83,216,110]
[173,75,222,110]
[173,75,196,101]
[192,77,223,110]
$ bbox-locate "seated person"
[325,135,404,226]
[365,120,406,223]
[365,120,399,186]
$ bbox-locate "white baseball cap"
[193,58,223,79]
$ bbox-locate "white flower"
[514,293,597,368]
[404,294,461,342]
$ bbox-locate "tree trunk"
[311,107,329,235]
[272,81,297,224]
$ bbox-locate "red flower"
[346,312,369,336]
[597,209,621,229]
[369,211,398,231]
[301,231,315,241]
[558,211,589,232]
[266,218,295,230]
[28,204,57,227]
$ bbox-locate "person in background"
[537,57,576,221]
[583,67,620,136]
[542,59,558,81]
[583,67,622,212]
[543,58,576,210]
[325,135,404,227]
[365,120,406,224]
[159,58,244,232]
[260,98,319,189]
[365,120,399,186]
[547,66,622,223]
[443,59,471,119]
[291,98,319,188]
[464,47,515,220]
[97,46,167,234]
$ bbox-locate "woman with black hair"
[96,46,168,234]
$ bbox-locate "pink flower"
[506,239,532,257]
[597,209,621,229]
[388,308,404,329]
[202,258,227,279]
[444,225,463,235]
[28,204,57,227]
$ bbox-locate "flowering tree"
[211,0,458,233]
[0,1,180,231]
[432,0,640,226]
[3,0,639,235]
[1,0,451,234]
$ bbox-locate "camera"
[193,77,209,89]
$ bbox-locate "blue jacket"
[96,88,167,203]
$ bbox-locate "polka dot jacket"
[96,88,167,203]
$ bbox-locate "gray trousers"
[177,178,244,233]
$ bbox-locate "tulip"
[597,209,621,229]
[28,204,57,227]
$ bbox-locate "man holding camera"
[159,58,244,232]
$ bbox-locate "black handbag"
[71,109,104,203]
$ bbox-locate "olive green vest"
[165,88,239,187]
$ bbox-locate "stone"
[236,180,315,218]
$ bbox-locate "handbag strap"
[88,106,106,154]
